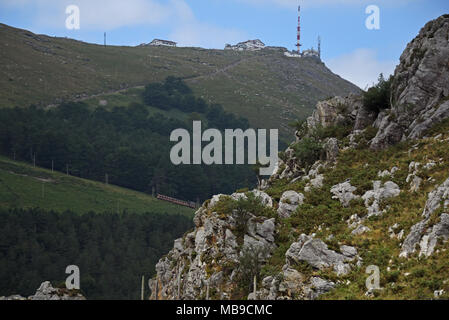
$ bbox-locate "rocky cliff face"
[371,14,449,149]
[0,281,86,300]
[151,15,449,300]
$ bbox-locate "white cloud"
[1,0,173,30]
[1,0,246,48]
[23,0,174,30]
[167,0,247,48]
[169,23,247,48]
[326,48,397,89]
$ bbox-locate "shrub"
[212,193,276,235]
[237,245,269,292]
[292,137,323,170]
[312,123,353,140]
[363,73,392,113]
[289,119,308,138]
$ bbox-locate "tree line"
[0,208,193,300]
[0,77,256,202]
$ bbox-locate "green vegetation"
[142,76,249,130]
[260,118,449,300]
[0,78,256,202]
[0,23,360,141]
[0,156,194,215]
[0,207,193,299]
[237,245,268,294]
[363,73,392,112]
[213,193,276,221]
[291,137,323,170]
[312,123,353,141]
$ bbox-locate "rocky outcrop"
[306,94,377,132]
[0,281,85,300]
[371,15,449,149]
[277,190,304,219]
[301,15,449,151]
[400,177,449,258]
[149,192,276,300]
[285,234,358,276]
[331,181,360,207]
[362,181,401,217]
[251,235,358,300]
[324,138,340,163]
[150,15,449,300]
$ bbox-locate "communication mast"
[318,36,321,59]
[296,5,302,54]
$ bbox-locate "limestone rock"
[351,224,371,235]
[371,15,449,149]
[277,190,304,218]
[306,277,335,300]
[310,174,324,189]
[285,234,356,276]
[340,245,358,258]
[418,213,449,257]
[362,181,400,217]
[27,281,85,300]
[324,138,339,163]
[208,194,225,209]
[330,181,360,207]
[409,175,423,192]
[150,200,277,300]
[251,190,273,207]
[400,177,449,258]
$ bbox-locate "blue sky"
[0,0,448,88]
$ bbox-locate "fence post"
[155,276,159,301]
[141,275,145,300]
[177,271,181,300]
[253,275,257,300]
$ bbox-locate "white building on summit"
[148,39,177,47]
[224,39,265,51]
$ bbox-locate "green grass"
[82,86,192,122]
[0,23,360,142]
[260,120,449,300]
[0,156,194,216]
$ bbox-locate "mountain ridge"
[149,14,449,300]
[0,23,361,140]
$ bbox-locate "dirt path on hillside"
[66,55,260,104]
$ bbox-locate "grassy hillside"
[0,23,361,140]
[262,119,449,300]
[0,156,194,216]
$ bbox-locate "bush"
[237,245,268,293]
[363,73,392,113]
[292,137,323,170]
[313,123,353,140]
[212,193,276,236]
[288,119,308,137]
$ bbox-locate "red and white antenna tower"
[296,5,302,54]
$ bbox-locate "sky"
[0,0,448,89]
